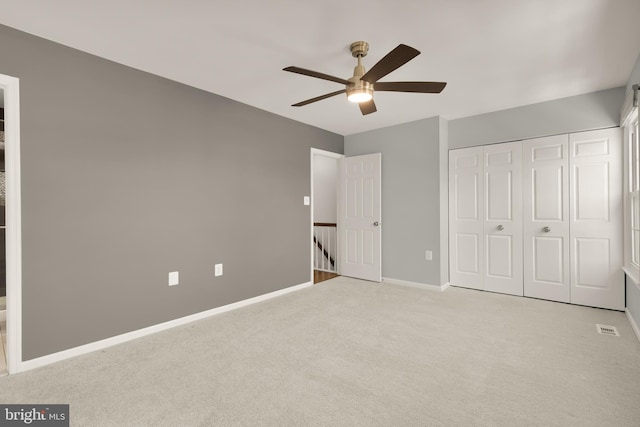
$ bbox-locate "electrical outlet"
[168,271,179,286]
[425,251,433,261]
[215,263,223,277]
[303,196,310,206]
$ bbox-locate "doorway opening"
[0,73,22,376]
[311,149,343,284]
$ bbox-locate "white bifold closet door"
[520,128,623,309]
[449,147,484,290]
[523,135,571,302]
[451,128,623,310]
[484,143,523,295]
[568,128,623,310]
[449,142,523,296]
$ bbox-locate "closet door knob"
[497,225,504,231]
[542,226,551,233]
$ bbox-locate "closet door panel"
[533,236,565,283]
[484,142,523,296]
[449,147,484,290]
[569,128,623,310]
[523,135,571,302]
[532,166,564,220]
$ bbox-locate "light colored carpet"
[1,276,639,426]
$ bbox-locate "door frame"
[310,148,344,284]
[0,73,23,374]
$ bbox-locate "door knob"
[542,226,551,233]
[373,221,380,227]
[497,225,504,231]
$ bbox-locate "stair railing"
[313,223,337,273]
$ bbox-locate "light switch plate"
[215,263,223,277]
[425,251,433,261]
[304,196,310,206]
[168,271,179,286]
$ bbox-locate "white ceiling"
[0,0,639,135]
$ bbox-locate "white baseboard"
[383,277,450,292]
[18,281,312,373]
[626,308,640,344]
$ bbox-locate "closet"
[449,128,623,310]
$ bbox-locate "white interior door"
[449,147,484,290]
[523,135,571,303]
[569,128,624,310]
[338,153,382,282]
[484,142,523,296]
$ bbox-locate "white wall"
[312,154,337,223]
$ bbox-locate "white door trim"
[310,148,344,283]
[1,73,23,374]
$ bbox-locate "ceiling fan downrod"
[347,41,373,103]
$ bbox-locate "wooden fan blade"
[359,99,377,115]
[375,81,447,93]
[283,66,352,86]
[361,44,420,83]
[292,90,346,107]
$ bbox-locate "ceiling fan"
[283,41,447,115]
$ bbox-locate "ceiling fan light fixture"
[346,80,373,103]
[347,90,373,103]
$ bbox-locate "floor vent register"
[596,324,619,336]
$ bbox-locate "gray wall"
[345,117,445,286]
[449,88,625,149]
[0,24,343,360]
[343,86,627,293]
[438,117,449,285]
